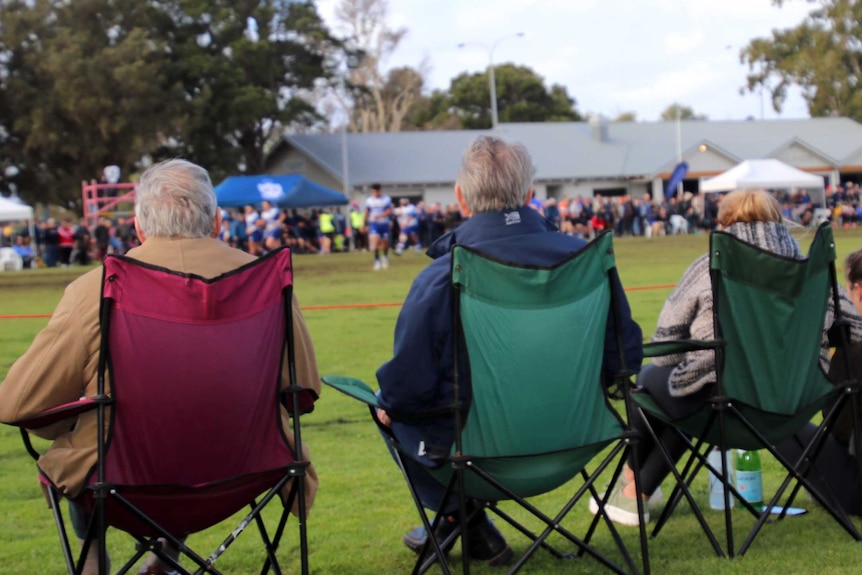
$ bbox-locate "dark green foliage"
[0,0,337,204]
[446,63,582,130]
[742,0,862,121]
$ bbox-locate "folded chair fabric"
[325,231,650,575]
[633,222,862,558]
[10,247,316,575]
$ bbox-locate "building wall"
[685,149,737,175]
[267,149,344,194]
[555,180,650,199]
[774,143,833,171]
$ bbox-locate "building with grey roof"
[266,117,862,206]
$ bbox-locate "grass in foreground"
[1,229,862,574]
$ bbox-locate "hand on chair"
[376,408,391,427]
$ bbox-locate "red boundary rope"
[0,284,678,320]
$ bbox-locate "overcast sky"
[316,0,816,122]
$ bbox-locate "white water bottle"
[707,447,735,510]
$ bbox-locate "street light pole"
[325,49,360,200]
[458,32,524,129]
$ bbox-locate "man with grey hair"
[374,136,644,566]
[0,159,320,575]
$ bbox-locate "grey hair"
[134,159,217,238]
[456,135,535,213]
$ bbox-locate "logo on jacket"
[504,211,521,226]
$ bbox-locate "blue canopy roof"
[215,174,348,208]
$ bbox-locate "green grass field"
[2,229,862,574]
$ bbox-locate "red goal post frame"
[82,181,137,229]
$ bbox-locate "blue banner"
[665,161,689,200]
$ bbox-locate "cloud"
[664,30,704,55]
[451,0,599,35]
[613,61,723,108]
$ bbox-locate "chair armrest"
[644,339,724,358]
[321,375,380,408]
[280,387,319,415]
[322,375,458,423]
[6,398,100,430]
[6,398,102,461]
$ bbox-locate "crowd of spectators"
[3,182,860,269]
[0,216,140,269]
[539,183,862,240]
[217,200,467,256]
[539,193,721,239]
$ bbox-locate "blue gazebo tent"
[215,174,348,208]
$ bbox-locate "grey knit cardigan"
[651,221,862,397]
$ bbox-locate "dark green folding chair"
[324,231,649,575]
[633,222,862,558]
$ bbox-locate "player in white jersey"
[365,183,393,270]
[394,198,421,255]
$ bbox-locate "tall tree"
[741,0,862,120]
[153,0,335,181]
[333,0,424,132]
[402,90,462,131]
[660,103,708,121]
[447,64,582,129]
[0,0,173,205]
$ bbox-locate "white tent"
[0,195,34,222]
[700,159,825,193]
[0,196,36,247]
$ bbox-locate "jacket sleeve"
[283,292,320,397]
[0,278,93,439]
[602,271,644,380]
[650,255,710,367]
[821,286,862,371]
[376,261,453,417]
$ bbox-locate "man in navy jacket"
[375,135,643,565]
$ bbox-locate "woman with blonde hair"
[591,188,862,526]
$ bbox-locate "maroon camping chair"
[11,246,317,575]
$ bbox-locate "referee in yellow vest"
[349,204,367,252]
[319,209,335,254]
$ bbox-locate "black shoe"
[465,514,513,567]
[402,506,513,567]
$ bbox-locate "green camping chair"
[633,222,862,558]
[324,231,649,575]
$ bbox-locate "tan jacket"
[0,237,321,514]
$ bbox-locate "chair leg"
[259,497,292,575]
[627,439,652,575]
[252,501,283,575]
[485,505,566,559]
[46,488,78,575]
[388,445,452,575]
[635,407,725,557]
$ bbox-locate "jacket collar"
[426,206,557,259]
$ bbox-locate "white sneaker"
[381,256,389,269]
[587,484,663,527]
[588,483,649,526]
[373,259,381,271]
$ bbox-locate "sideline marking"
[0,283,678,320]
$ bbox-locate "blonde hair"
[716,189,782,228]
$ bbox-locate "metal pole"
[458,33,523,130]
[340,74,349,198]
[489,56,498,129]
